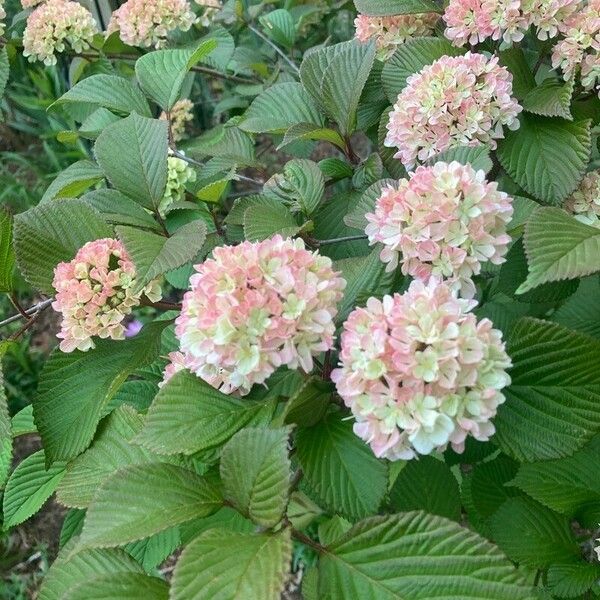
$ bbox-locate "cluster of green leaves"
[2,0,600,598]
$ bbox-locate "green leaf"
[319,513,536,599]
[321,40,376,136]
[0,46,9,101]
[318,516,352,546]
[388,456,461,521]
[33,322,166,465]
[353,0,442,15]
[0,209,15,293]
[260,9,296,48]
[64,573,169,600]
[94,113,168,210]
[499,47,535,99]
[79,463,222,548]
[56,406,173,508]
[220,427,291,528]
[547,561,600,598]
[511,434,600,516]
[552,276,600,339]
[13,199,112,294]
[126,527,180,571]
[135,370,269,455]
[264,158,325,216]
[171,528,292,600]
[53,74,151,116]
[522,77,574,120]
[494,318,600,462]
[296,412,387,520]
[135,40,217,110]
[239,83,324,134]
[38,544,144,600]
[40,160,104,203]
[3,450,66,528]
[281,378,331,427]
[278,123,346,151]
[59,509,86,549]
[78,107,122,139]
[497,115,591,205]
[344,178,396,231]
[0,367,11,491]
[117,220,207,291]
[11,405,36,437]
[382,38,464,103]
[490,497,578,568]
[425,145,494,173]
[243,197,300,241]
[517,206,600,293]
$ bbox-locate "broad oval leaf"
[64,573,169,600]
[40,160,104,203]
[353,0,442,15]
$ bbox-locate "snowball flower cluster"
[444,0,579,46]
[365,161,513,298]
[174,236,346,395]
[564,170,600,227]
[107,0,196,48]
[52,238,161,353]
[552,0,600,95]
[354,13,439,60]
[158,155,196,216]
[22,0,98,65]
[160,98,194,142]
[385,52,521,169]
[195,0,222,27]
[332,279,512,460]
[160,351,188,387]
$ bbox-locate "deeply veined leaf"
[38,543,145,600]
[344,178,396,231]
[78,107,122,139]
[382,38,464,103]
[171,528,292,600]
[318,513,537,599]
[13,199,112,294]
[59,508,86,549]
[33,322,167,465]
[552,276,600,339]
[517,206,600,293]
[239,82,324,133]
[117,220,207,291]
[388,456,461,521]
[490,497,579,568]
[134,370,269,455]
[353,0,442,15]
[499,47,535,99]
[56,406,175,508]
[547,561,600,598]
[425,145,494,173]
[94,113,168,210]
[243,197,300,241]
[296,412,387,520]
[53,74,151,116]
[126,527,181,572]
[11,405,36,437]
[79,463,222,548]
[64,573,169,600]
[522,77,574,120]
[220,427,291,528]
[0,366,11,490]
[0,46,8,101]
[0,209,14,293]
[280,378,331,427]
[3,450,66,528]
[278,123,345,151]
[135,39,217,110]
[494,318,600,461]
[511,434,600,516]
[497,115,590,205]
[260,9,296,48]
[40,160,104,203]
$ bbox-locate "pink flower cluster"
[444,0,579,46]
[365,161,513,298]
[22,0,98,65]
[385,52,521,169]
[173,236,346,395]
[160,98,194,142]
[332,279,512,460]
[107,0,196,48]
[564,170,600,227]
[354,13,439,60]
[552,0,600,96]
[52,238,162,353]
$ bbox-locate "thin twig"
[247,23,300,75]
[9,294,29,319]
[0,298,53,328]
[290,527,326,553]
[140,298,182,311]
[317,234,367,246]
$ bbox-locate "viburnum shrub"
[1,0,600,597]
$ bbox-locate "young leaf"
[220,427,291,528]
[134,370,269,455]
[94,113,168,210]
[518,206,600,293]
[79,463,222,548]
[0,210,14,293]
[318,513,536,599]
[33,322,167,465]
[3,450,66,528]
[135,39,218,110]
[494,318,600,462]
[63,573,169,600]
[497,115,591,205]
[13,199,112,294]
[296,412,387,520]
[171,528,292,600]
